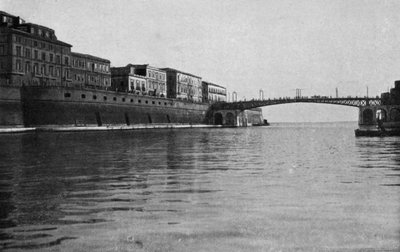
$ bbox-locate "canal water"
[0,122,399,251]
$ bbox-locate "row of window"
[64,92,172,106]
[13,46,109,74]
[71,58,110,73]
[15,59,70,78]
[178,74,201,85]
[147,70,166,81]
[15,45,67,65]
[147,80,166,91]
[73,74,110,86]
[13,35,67,53]
[208,87,226,95]
[177,84,202,95]
[208,94,227,102]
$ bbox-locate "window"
[25,48,31,58]
[130,99,133,103]
[81,94,86,99]
[56,55,60,64]
[93,95,97,100]
[49,66,54,76]
[34,50,38,59]
[65,69,70,79]
[49,53,53,62]
[122,98,125,102]
[33,63,39,74]
[16,59,22,71]
[113,97,116,101]
[103,96,107,101]
[33,40,38,47]
[64,93,71,98]
[16,46,22,56]
[41,52,46,61]
[25,61,31,73]
[0,45,4,55]
[64,56,69,65]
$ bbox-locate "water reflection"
[0,125,399,251]
[356,137,400,185]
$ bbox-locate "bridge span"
[211,96,382,111]
[207,96,384,127]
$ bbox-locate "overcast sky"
[2,0,400,122]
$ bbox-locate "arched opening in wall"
[166,114,171,123]
[95,112,102,126]
[147,113,152,124]
[124,112,130,126]
[214,113,223,125]
[226,112,235,126]
[376,109,387,122]
[390,108,400,121]
[362,109,374,125]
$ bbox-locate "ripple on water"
[0,125,399,251]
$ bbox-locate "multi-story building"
[130,64,167,97]
[111,64,147,93]
[111,64,166,97]
[71,52,111,89]
[162,68,202,102]
[202,81,227,103]
[0,11,72,87]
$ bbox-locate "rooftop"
[202,81,226,89]
[71,52,110,63]
[161,67,201,79]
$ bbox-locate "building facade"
[111,65,147,93]
[130,65,167,97]
[381,80,400,106]
[0,11,73,87]
[162,68,202,102]
[71,52,111,89]
[202,81,227,103]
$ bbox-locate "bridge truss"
[212,97,382,110]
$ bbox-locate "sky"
[2,0,400,122]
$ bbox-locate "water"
[0,122,399,251]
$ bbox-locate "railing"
[212,97,382,110]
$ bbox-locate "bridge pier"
[211,108,264,127]
[356,105,400,135]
